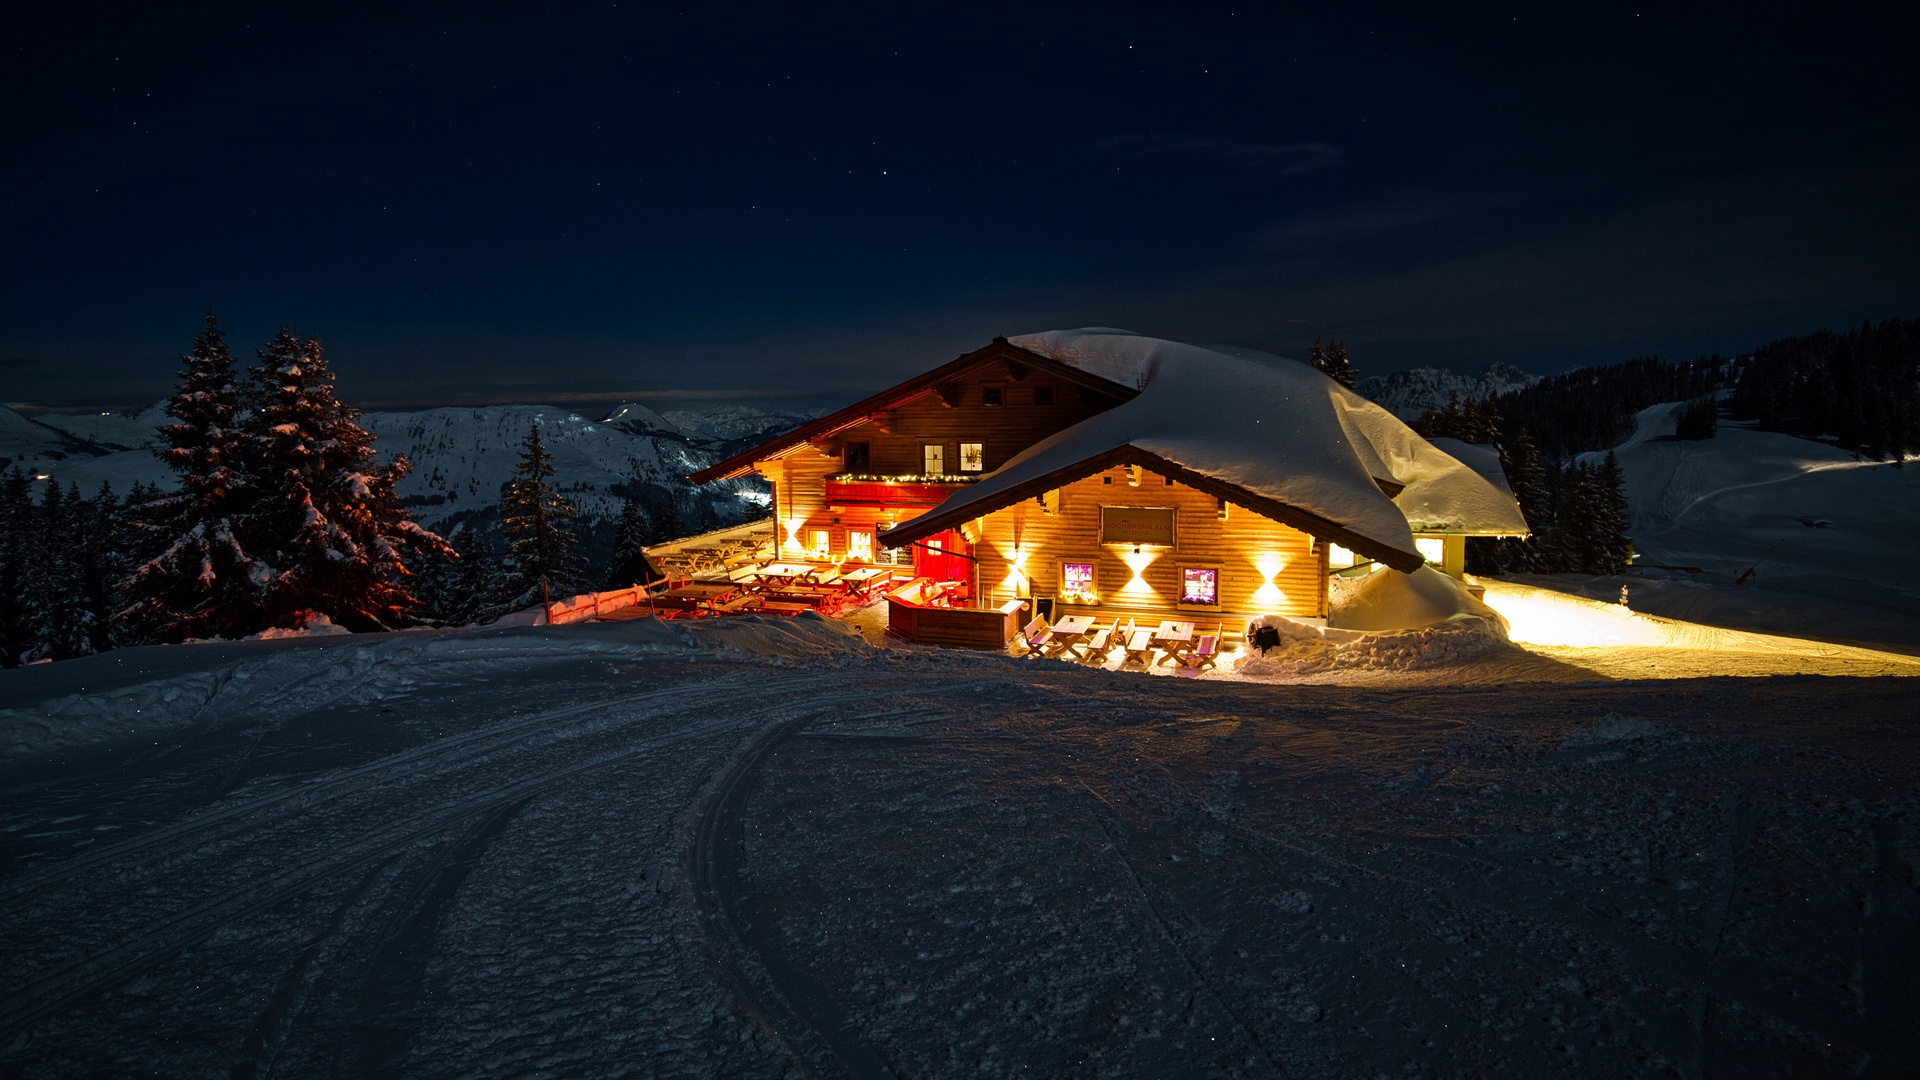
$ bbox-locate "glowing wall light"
[1250,553,1287,607]
[781,518,806,554]
[1120,548,1158,593]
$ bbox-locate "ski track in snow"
[0,630,1916,1078]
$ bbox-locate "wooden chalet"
[689,330,1528,648]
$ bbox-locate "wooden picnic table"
[838,566,891,595]
[1044,614,1097,656]
[754,562,819,585]
[1153,620,1196,664]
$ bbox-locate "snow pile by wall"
[680,611,877,666]
[1235,568,1510,677]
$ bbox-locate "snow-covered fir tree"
[607,495,654,587]
[119,314,275,642]
[497,422,584,610]
[1593,451,1633,573]
[245,328,451,631]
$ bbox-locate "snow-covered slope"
[1552,402,1920,647]
[1356,363,1539,420]
[15,401,802,530]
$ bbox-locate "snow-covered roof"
[881,330,1529,569]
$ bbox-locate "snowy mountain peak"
[1356,363,1540,420]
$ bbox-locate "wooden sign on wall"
[1099,505,1176,546]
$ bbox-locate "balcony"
[824,473,981,508]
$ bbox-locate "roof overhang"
[686,338,1140,486]
[877,443,1427,574]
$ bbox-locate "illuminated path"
[1479,579,1920,679]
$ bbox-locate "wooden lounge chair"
[1119,628,1157,666]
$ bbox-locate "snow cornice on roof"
[875,329,1530,570]
[685,338,1139,485]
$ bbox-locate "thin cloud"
[1090,134,1345,175]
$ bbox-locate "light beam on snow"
[1479,586,1667,647]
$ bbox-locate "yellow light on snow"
[1478,588,1667,647]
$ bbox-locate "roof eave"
[685,339,1140,485]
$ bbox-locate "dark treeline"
[1492,356,1727,462]
[1729,317,1920,461]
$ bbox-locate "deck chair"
[1017,616,1053,657]
[1176,626,1222,670]
[1119,628,1157,666]
[1074,627,1114,665]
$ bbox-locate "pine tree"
[651,491,683,544]
[82,483,131,653]
[119,313,272,642]
[1320,338,1357,389]
[0,468,32,666]
[1501,431,1551,573]
[245,328,451,631]
[498,422,583,610]
[22,482,96,662]
[1594,451,1633,573]
[607,495,654,587]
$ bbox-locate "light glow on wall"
[1251,553,1287,608]
[781,518,805,554]
[1121,548,1158,594]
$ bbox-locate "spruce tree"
[607,495,654,587]
[119,313,272,642]
[0,468,32,666]
[23,482,96,662]
[1500,431,1551,573]
[498,422,583,610]
[246,328,451,630]
[82,483,130,653]
[1594,451,1633,573]
[1321,338,1357,389]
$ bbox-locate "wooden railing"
[543,578,669,625]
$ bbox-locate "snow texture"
[1547,401,1920,649]
[1355,362,1540,420]
[904,330,1527,562]
[1,624,1914,1078]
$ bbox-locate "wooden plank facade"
[749,353,1128,580]
[963,463,1331,623]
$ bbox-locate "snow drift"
[1236,567,1511,677]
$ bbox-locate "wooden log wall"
[968,464,1327,621]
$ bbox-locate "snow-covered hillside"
[1356,363,1538,420]
[13,401,806,530]
[1544,402,1920,648]
[0,618,1912,1077]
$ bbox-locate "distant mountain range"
[1,401,818,534]
[1355,363,1540,420]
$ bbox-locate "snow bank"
[1234,567,1510,677]
[246,612,353,640]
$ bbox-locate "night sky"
[4,3,1916,413]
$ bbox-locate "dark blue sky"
[4,3,1916,413]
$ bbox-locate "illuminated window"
[847,531,874,561]
[808,530,830,558]
[1060,562,1098,604]
[959,442,984,472]
[1415,537,1446,566]
[923,444,944,474]
[1327,543,1357,569]
[982,385,1003,406]
[1180,567,1219,607]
